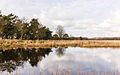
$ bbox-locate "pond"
[0,47,120,75]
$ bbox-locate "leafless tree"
[55,48,66,57]
[56,25,65,38]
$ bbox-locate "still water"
[0,47,120,75]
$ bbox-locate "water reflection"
[55,48,66,57]
[39,47,120,75]
[0,48,52,73]
[0,47,120,75]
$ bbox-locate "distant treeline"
[1,11,120,40]
[88,37,120,40]
[63,37,120,40]
[0,11,79,40]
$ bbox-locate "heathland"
[1,11,120,50]
[1,39,120,50]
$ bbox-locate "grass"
[1,39,120,49]
[0,71,119,75]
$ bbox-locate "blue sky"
[1,0,120,37]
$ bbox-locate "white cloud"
[1,0,120,37]
[37,47,120,73]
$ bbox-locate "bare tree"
[55,48,66,57]
[56,25,65,38]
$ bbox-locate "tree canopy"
[0,11,72,40]
[0,12,52,40]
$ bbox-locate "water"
[0,47,120,75]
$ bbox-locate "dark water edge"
[0,47,120,75]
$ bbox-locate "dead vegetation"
[0,71,119,75]
[1,39,120,50]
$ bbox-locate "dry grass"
[0,71,119,75]
[1,39,120,50]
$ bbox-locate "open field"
[1,39,120,50]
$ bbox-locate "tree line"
[0,11,53,40]
[0,11,84,40]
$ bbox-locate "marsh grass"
[0,71,119,75]
[1,39,120,50]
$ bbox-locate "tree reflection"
[55,48,66,57]
[0,48,52,73]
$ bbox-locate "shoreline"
[1,39,120,50]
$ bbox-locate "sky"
[0,0,120,37]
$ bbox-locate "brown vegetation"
[0,71,119,75]
[1,39,120,50]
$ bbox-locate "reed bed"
[1,39,120,50]
[0,71,119,75]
